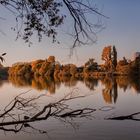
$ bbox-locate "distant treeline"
[8,45,140,79]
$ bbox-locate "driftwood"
[2,89,140,134]
[106,112,140,121]
[0,90,95,133]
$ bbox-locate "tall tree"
[112,46,117,71]
[101,45,117,72]
[0,0,108,47]
[101,46,112,62]
[101,46,112,71]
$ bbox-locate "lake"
[0,76,140,140]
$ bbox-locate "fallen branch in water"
[106,112,140,121]
[0,90,96,133]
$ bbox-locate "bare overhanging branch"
[0,0,108,47]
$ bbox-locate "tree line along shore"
[1,45,140,80]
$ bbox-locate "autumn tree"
[101,45,117,72]
[84,58,98,72]
[101,46,112,71]
[0,0,107,47]
[102,46,111,62]
[101,77,118,104]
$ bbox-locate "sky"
[0,0,140,66]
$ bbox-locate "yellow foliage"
[102,89,112,104]
[47,56,55,63]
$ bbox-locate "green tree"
[112,46,117,71]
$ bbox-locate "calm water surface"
[0,76,140,140]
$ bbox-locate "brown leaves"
[101,46,112,61]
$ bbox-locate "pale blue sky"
[0,0,140,66]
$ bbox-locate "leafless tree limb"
[107,112,140,121]
[0,90,95,133]
[0,0,108,47]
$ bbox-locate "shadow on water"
[7,75,140,104]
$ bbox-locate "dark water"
[0,76,140,140]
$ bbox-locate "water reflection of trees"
[101,77,118,104]
[116,76,140,93]
[8,75,140,103]
[0,80,9,88]
[101,76,140,104]
[8,75,98,94]
[84,78,98,90]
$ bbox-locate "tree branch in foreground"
[0,0,108,47]
[0,90,95,133]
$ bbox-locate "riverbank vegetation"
[7,45,140,80]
